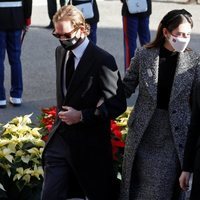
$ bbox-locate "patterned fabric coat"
[120,47,200,200]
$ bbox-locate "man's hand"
[179,171,191,191]
[58,106,82,125]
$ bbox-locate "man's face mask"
[59,35,81,50]
[52,27,83,50]
[168,34,190,52]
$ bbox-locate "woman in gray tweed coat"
[120,9,200,200]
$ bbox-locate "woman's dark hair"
[145,9,193,49]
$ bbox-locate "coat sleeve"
[123,48,140,98]
[23,0,32,26]
[82,54,127,122]
[182,82,200,172]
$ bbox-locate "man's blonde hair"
[53,5,90,35]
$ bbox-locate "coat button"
[179,144,183,149]
[175,126,179,131]
[172,110,176,114]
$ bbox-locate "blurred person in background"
[69,0,99,44]
[179,81,200,200]
[0,0,32,108]
[46,0,66,29]
[120,0,152,71]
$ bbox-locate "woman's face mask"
[166,22,192,52]
[168,34,190,52]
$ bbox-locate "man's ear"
[79,25,85,32]
[79,25,86,38]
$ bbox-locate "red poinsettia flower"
[39,106,57,141]
[42,135,49,142]
[110,120,125,162]
[111,120,122,138]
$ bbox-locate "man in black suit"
[41,5,127,200]
[179,81,200,200]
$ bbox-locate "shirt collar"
[71,37,89,59]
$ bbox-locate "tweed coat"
[120,46,200,200]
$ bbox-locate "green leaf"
[16,180,26,191]
[22,142,35,150]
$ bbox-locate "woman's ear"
[162,27,168,38]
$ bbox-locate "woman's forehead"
[172,22,192,33]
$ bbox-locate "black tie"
[65,51,75,89]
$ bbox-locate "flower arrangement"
[0,114,45,199]
[111,107,132,177]
[0,106,132,200]
[0,107,132,199]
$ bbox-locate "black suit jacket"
[43,40,126,198]
[183,82,200,172]
[0,0,32,30]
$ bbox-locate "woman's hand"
[179,171,191,191]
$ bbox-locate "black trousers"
[47,0,66,21]
[41,128,119,200]
[41,132,85,200]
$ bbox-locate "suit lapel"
[143,48,159,102]
[64,42,95,101]
[57,47,66,101]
